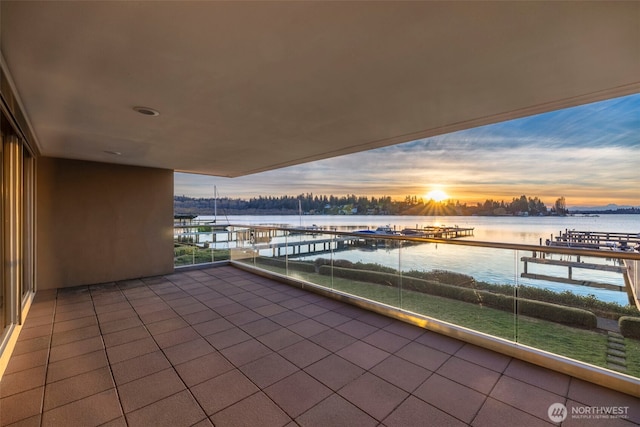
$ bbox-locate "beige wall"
[36,157,174,289]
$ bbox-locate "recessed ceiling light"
[133,106,160,116]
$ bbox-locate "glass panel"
[515,247,639,377]
[399,242,518,341]
[3,133,22,326]
[174,217,231,266]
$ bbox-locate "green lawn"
[247,261,612,369]
[625,339,640,377]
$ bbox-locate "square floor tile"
[191,369,259,415]
[362,329,411,353]
[225,309,264,326]
[279,340,331,369]
[304,354,365,391]
[192,318,234,336]
[46,350,109,384]
[413,373,485,423]
[181,309,220,325]
[0,387,45,425]
[382,321,425,340]
[125,390,207,427]
[472,397,553,427]
[308,329,356,352]
[0,365,46,399]
[270,311,307,327]
[288,318,329,338]
[106,337,159,364]
[382,395,467,427]
[369,354,431,393]
[110,350,172,386]
[221,339,273,367]
[102,326,151,348]
[293,303,329,318]
[153,326,200,349]
[265,370,333,418]
[48,336,104,363]
[257,328,304,351]
[43,366,114,411]
[338,373,408,421]
[454,343,511,373]
[145,317,189,335]
[118,368,186,413]
[52,316,99,334]
[204,327,252,350]
[240,352,299,388]
[335,319,378,339]
[240,318,282,337]
[313,311,351,328]
[137,308,178,324]
[51,325,101,347]
[490,376,563,421]
[163,338,214,365]
[41,388,122,427]
[415,331,465,354]
[436,356,501,394]
[174,352,234,387]
[336,341,390,370]
[395,341,450,371]
[295,393,377,427]
[99,317,143,335]
[504,359,570,396]
[210,392,291,427]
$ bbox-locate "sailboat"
[206,186,229,230]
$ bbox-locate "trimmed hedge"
[319,265,597,329]
[254,257,316,273]
[619,317,640,339]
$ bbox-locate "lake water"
[203,214,640,305]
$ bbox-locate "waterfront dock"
[252,237,356,257]
[401,225,474,239]
[520,256,627,292]
[546,229,640,251]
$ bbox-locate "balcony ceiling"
[1,1,639,177]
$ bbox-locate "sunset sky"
[175,93,639,208]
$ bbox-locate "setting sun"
[426,189,449,202]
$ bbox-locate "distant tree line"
[175,193,572,216]
[573,207,640,215]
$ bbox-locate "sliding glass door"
[0,108,35,342]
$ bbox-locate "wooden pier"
[537,229,640,307]
[252,237,355,257]
[520,256,627,292]
[401,226,474,239]
[547,229,640,251]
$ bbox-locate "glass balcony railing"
[173,220,233,266]
[176,222,640,392]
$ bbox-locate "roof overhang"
[1,1,638,177]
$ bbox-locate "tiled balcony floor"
[1,265,639,426]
